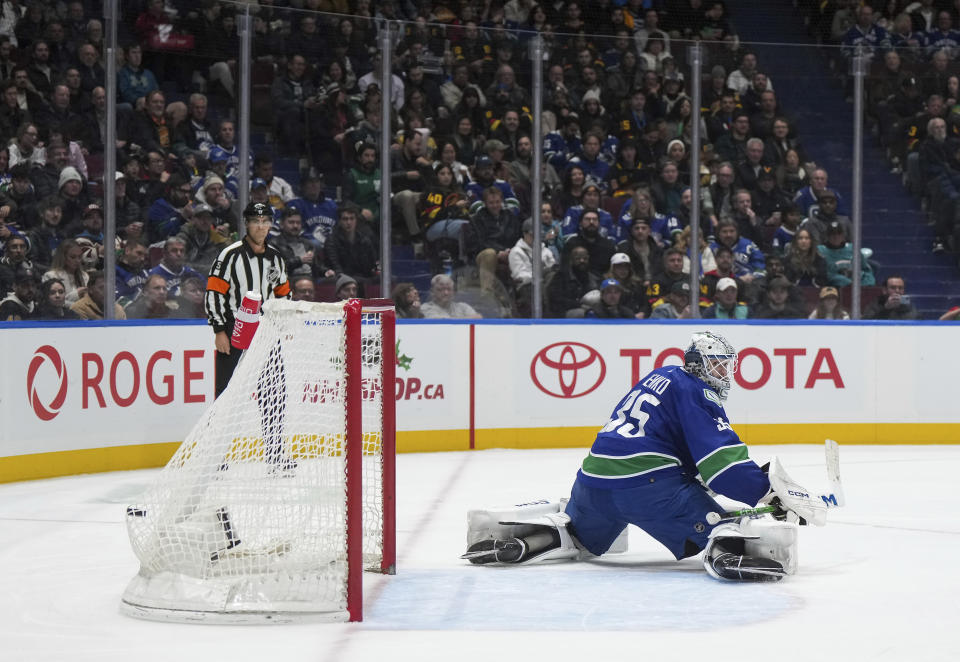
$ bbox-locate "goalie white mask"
[684,331,738,400]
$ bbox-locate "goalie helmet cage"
[121,299,396,624]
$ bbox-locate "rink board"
[1,319,958,481]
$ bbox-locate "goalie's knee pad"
[703,515,799,581]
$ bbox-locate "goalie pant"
[565,365,771,561]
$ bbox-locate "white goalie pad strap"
[703,515,799,577]
[763,457,829,526]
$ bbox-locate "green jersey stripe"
[697,445,749,484]
[581,453,680,478]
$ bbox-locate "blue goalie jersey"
[577,365,769,506]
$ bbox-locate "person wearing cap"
[801,188,851,244]
[287,172,339,249]
[204,148,239,200]
[606,251,652,317]
[0,268,38,319]
[465,155,520,216]
[650,279,692,319]
[703,276,750,319]
[205,201,291,397]
[176,202,229,273]
[586,278,635,319]
[73,203,105,268]
[818,220,876,287]
[809,286,850,320]
[752,275,805,319]
[751,168,790,230]
[334,273,358,301]
[57,165,88,232]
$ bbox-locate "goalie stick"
[707,440,845,525]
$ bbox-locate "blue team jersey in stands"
[577,365,770,507]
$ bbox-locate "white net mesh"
[122,299,389,622]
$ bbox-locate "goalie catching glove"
[759,457,829,527]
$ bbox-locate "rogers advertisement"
[5,324,214,455]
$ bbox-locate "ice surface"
[1,445,957,662]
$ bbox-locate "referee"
[205,201,291,397]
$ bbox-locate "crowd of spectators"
[0,0,923,322]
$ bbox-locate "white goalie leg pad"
[703,515,799,579]
[762,457,829,526]
[467,499,627,563]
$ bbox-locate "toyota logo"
[530,342,606,398]
[27,345,68,421]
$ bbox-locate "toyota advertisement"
[3,321,959,477]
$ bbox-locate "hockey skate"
[709,552,785,582]
[461,538,528,564]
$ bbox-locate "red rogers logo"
[27,345,68,421]
[530,342,606,398]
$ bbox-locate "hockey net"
[121,298,396,623]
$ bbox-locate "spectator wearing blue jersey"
[465,156,520,215]
[560,184,614,238]
[710,219,766,286]
[287,173,338,249]
[147,174,193,243]
[842,5,891,60]
[561,209,617,280]
[923,11,960,59]
[617,187,680,247]
[115,239,149,305]
[568,132,611,192]
[793,167,842,216]
[543,114,582,172]
[148,236,203,298]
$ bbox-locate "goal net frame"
[120,298,396,624]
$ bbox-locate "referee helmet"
[243,201,273,221]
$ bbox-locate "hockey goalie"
[463,331,841,582]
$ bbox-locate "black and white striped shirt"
[205,237,290,333]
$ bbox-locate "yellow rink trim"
[1,423,958,483]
